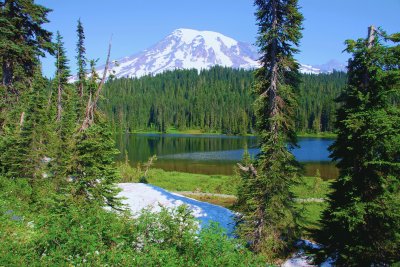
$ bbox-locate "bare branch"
[19,111,25,127]
[80,38,112,132]
[237,163,258,177]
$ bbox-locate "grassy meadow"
[118,162,332,236]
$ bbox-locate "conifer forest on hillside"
[1,0,399,266]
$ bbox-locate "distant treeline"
[101,66,347,134]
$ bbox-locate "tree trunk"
[269,0,279,137]
[2,60,13,87]
[363,25,375,90]
[78,81,84,98]
[367,25,375,48]
[56,47,62,122]
[57,83,62,122]
[253,0,280,248]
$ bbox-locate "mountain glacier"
[79,28,345,80]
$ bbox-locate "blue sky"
[37,0,400,77]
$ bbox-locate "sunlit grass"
[117,164,333,234]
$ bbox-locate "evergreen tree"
[76,18,86,97]
[235,145,255,212]
[88,59,100,97]
[72,113,121,209]
[0,0,53,89]
[238,0,303,260]
[51,31,77,191]
[0,73,57,195]
[70,42,121,208]
[319,27,400,266]
[101,67,345,135]
[54,31,70,122]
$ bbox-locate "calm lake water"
[114,133,338,179]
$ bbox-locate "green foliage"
[0,3,270,266]
[296,72,347,133]
[102,66,253,135]
[101,67,346,135]
[0,76,57,184]
[291,176,332,199]
[319,28,400,265]
[0,0,53,88]
[236,0,304,260]
[235,145,256,212]
[76,18,86,97]
[54,31,70,88]
[0,175,265,266]
[52,31,77,186]
[118,164,238,195]
[72,115,122,208]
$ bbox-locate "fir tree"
[238,0,304,260]
[70,41,121,208]
[0,73,57,193]
[72,113,121,209]
[88,59,100,97]
[236,144,254,211]
[0,0,53,89]
[76,18,86,97]
[319,27,400,266]
[52,31,77,187]
[54,31,70,122]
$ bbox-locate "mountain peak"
[77,29,344,81]
[170,28,238,48]
[93,28,259,79]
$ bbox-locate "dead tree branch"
[237,163,258,177]
[80,38,112,132]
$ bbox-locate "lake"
[114,133,338,179]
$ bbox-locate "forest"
[1,0,399,266]
[102,67,347,134]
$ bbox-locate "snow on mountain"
[71,28,344,81]
[98,28,259,79]
[299,64,322,74]
[314,59,347,73]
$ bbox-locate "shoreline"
[114,129,337,139]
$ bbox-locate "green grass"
[118,164,333,234]
[119,128,337,138]
[291,176,333,199]
[296,132,337,138]
[295,202,328,236]
[129,127,223,135]
[118,164,238,195]
[291,176,332,236]
[165,127,222,135]
[146,169,237,194]
[118,164,332,198]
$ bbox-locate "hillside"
[101,67,347,134]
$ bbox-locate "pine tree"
[76,18,86,98]
[0,0,53,90]
[70,41,121,208]
[236,145,254,211]
[51,32,78,190]
[54,31,70,122]
[238,0,303,260]
[0,73,57,189]
[319,27,400,266]
[88,59,100,97]
[72,113,121,209]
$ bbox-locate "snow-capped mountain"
[81,28,344,80]
[314,59,347,73]
[100,28,259,78]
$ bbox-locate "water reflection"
[114,133,338,179]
